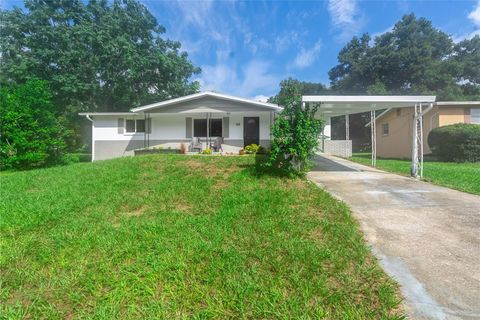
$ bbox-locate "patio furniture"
[211,137,224,152]
[189,137,202,152]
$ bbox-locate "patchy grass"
[1,155,403,319]
[350,153,480,195]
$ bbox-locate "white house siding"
[92,112,273,161]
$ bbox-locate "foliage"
[0,0,200,148]
[201,148,212,154]
[244,143,261,154]
[268,77,329,105]
[0,80,69,170]
[427,124,480,162]
[328,14,480,100]
[0,155,402,318]
[267,81,323,175]
[350,153,480,195]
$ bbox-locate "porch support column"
[370,106,376,167]
[206,112,210,148]
[144,113,147,148]
[345,114,350,140]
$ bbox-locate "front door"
[243,117,260,147]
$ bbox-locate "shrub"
[0,80,69,170]
[428,123,480,162]
[265,83,323,175]
[201,148,212,155]
[245,144,261,154]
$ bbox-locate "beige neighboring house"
[373,101,480,159]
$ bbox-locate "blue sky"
[2,0,480,100]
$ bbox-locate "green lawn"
[350,153,480,195]
[1,155,402,319]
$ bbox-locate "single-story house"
[371,101,480,159]
[79,91,282,161]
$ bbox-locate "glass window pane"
[193,119,207,137]
[126,119,135,133]
[136,120,145,133]
[209,119,222,137]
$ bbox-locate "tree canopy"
[328,14,480,100]
[268,78,329,106]
[0,80,69,170]
[0,0,200,116]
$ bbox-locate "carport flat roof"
[302,95,436,117]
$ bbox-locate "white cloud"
[293,40,322,68]
[453,29,480,43]
[453,1,480,42]
[198,60,279,98]
[327,0,364,41]
[252,95,270,102]
[275,31,300,53]
[468,0,480,28]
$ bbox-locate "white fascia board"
[78,112,138,116]
[436,101,480,106]
[131,91,282,112]
[302,95,436,103]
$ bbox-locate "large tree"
[0,80,69,170]
[0,0,200,117]
[329,14,479,100]
[268,78,329,106]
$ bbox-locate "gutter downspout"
[85,115,95,162]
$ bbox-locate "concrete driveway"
[308,154,480,320]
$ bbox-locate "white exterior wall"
[91,112,273,160]
[92,112,272,142]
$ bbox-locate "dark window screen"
[209,119,222,137]
[194,119,207,137]
[126,120,136,133]
[136,120,145,133]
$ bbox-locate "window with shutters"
[193,119,222,137]
[125,119,145,133]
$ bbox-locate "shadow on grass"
[238,153,309,179]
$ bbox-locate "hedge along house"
[367,101,480,159]
[79,92,282,161]
[302,95,437,178]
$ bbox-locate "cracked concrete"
[308,154,480,319]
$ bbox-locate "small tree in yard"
[0,80,69,170]
[266,81,323,175]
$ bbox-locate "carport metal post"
[411,102,434,178]
[370,107,376,167]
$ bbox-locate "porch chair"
[189,137,202,152]
[211,137,224,152]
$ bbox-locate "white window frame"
[191,117,223,137]
[124,119,145,135]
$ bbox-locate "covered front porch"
[129,91,281,155]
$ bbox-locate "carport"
[301,95,436,178]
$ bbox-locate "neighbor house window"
[125,119,145,133]
[471,108,480,124]
[193,119,222,137]
[382,123,389,135]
